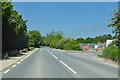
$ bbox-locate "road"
[2,47,118,78]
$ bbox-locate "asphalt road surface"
[2,47,118,78]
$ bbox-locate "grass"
[101,45,118,62]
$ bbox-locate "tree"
[44,31,56,46]
[108,7,120,46]
[92,34,113,43]
[2,2,13,52]
[28,31,42,47]
[64,39,82,51]
[2,2,28,52]
[44,31,63,46]
[40,36,46,46]
[76,38,84,43]
[50,34,63,48]
[84,37,93,43]
[108,7,120,34]
[57,38,71,49]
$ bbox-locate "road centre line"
[47,50,58,59]
[52,55,58,59]
[47,50,77,74]
[4,69,10,74]
[60,60,77,74]
[47,50,52,54]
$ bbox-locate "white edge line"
[25,56,28,58]
[17,62,21,64]
[60,60,77,74]
[4,69,10,74]
[21,59,24,61]
[100,61,118,67]
[12,65,16,68]
[24,49,36,59]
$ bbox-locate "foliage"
[50,34,63,48]
[44,31,56,46]
[108,7,120,33]
[84,37,93,43]
[44,31,63,46]
[101,7,120,62]
[108,7,120,47]
[64,39,82,51]
[76,34,113,43]
[93,34,113,43]
[102,43,118,61]
[28,31,42,47]
[57,38,71,49]
[2,2,28,53]
[48,32,83,51]
[76,38,84,43]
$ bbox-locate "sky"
[12,0,120,2]
[12,2,118,39]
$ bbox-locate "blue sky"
[13,2,118,39]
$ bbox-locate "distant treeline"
[42,31,114,51]
[43,31,82,51]
[76,34,113,44]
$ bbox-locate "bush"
[64,40,83,51]
[102,44,118,61]
[50,37,83,51]
[50,34,63,48]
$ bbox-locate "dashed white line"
[53,55,58,59]
[12,65,16,68]
[47,51,52,54]
[3,49,39,74]
[60,60,77,74]
[17,62,21,64]
[4,69,10,74]
[47,50,58,59]
[21,59,24,61]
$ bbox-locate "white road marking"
[112,65,118,67]
[24,49,38,59]
[21,59,24,61]
[52,55,58,59]
[4,49,39,73]
[12,65,16,68]
[17,62,21,64]
[47,51,52,55]
[50,52,52,54]
[25,56,28,59]
[60,60,77,74]
[100,61,118,67]
[4,69,10,74]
